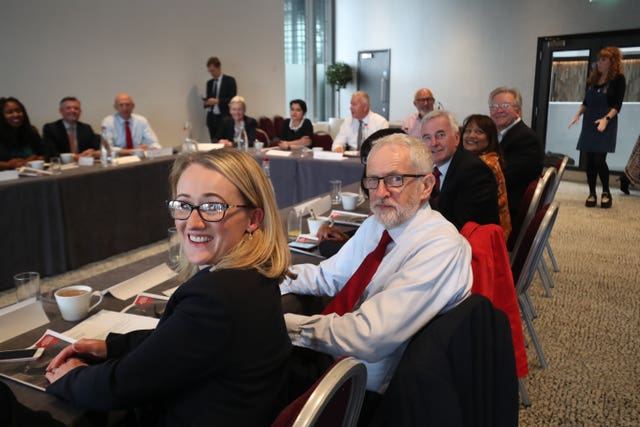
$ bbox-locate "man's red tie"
[125,120,134,149]
[322,230,393,316]
[430,167,441,209]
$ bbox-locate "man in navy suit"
[204,57,237,142]
[42,97,99,160]
[422,110,500,230]
[489,86,543,220]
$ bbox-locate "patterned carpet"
[517,179,640,426]
[2,176,639,425]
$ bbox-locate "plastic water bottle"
[242,130,249,152]
[182,121,195,152]
[262,157,274,193]
[262,157,271,178]
[100,127,112,167]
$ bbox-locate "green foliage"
[326,62,353,91]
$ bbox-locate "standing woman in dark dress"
[278,99,313,150]
[569,47,626,208]
[0,97,44,170]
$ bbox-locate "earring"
[248,231,253,240]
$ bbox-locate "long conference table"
[0,151,364,291]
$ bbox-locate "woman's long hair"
[587,46,624,86]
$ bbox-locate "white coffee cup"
[78,156,94,166]
[60,153,74,164]
[254,141,264,151]
[307,217,329,236]
[341,192,359,211]
[28,160,44,170]
[307,216,329,236]
[54,285,103,321]
[133,148,145,159]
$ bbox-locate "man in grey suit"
[42,97,99,160]
[204,57,237,142]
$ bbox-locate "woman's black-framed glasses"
[166,200,251,222]
[361,174,426,190]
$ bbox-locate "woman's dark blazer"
[47,268,292,426]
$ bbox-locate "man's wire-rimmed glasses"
[166,200,251,222]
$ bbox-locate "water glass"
[49,157,62,174]
[330,180,342,205]
[14,271,40,302]
[167,227,181,269]
[287,209,302,240]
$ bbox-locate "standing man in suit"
[489,86,543,220]
[204,57,237,142]
[42,97,99,160]
[421,110,500,230]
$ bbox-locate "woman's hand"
[45,358,88,384]
[568,114,581,128]
[219,139,233,147]
[595,118,608,132]
[46,339,107,372]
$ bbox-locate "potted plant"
[326,62,353,117]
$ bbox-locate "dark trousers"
[206,112,223,142]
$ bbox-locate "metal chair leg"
[546,241,559,272]
[537,260,554,297]
[519,296,548,368]
[519,378,531,407]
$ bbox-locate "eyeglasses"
[361,174,426,190]
[489,103,513,111]
[166,200,251,222]
[415,97,435,103]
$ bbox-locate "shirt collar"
[498,117,521,142]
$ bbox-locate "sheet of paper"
[0,298,50,344]
[162,286,178,297]
[0,170,19,181]
[0,330,75,392]
[265,149,292,157]
[292,195,332,216]
[62,309,159,341]
[104,263,177,300]
[113,156,141,166]
[313,151,344,161]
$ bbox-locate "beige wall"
[335,0,639,126]
[0,0,285,145]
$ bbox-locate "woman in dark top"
[215,95,258,148]
[569,46,626,208]
[45,149,292,426]
[0,97,43,170]
[278,99,313,150]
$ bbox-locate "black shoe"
[601,192,612,208]
[585,193,597,207]
[620,175,630,195]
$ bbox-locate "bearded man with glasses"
[489,86,543,220]
[281,133,472,423]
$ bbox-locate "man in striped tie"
[281,133,472,414]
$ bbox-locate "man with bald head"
[331,91,388,152]
[402,88,435,138]
[101,93,161,155]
